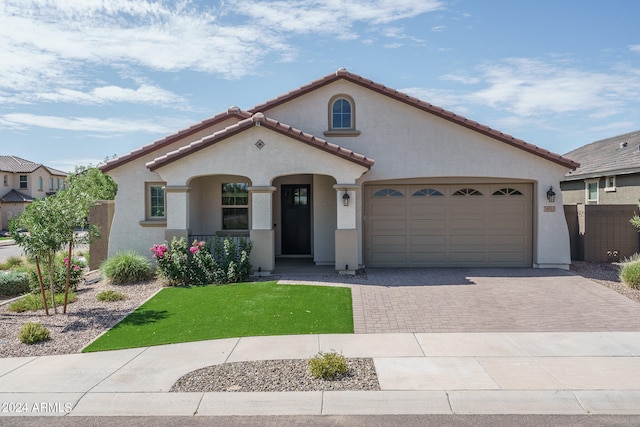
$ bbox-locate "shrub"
[151,237,251,286]
[19,322,50,344]
[101,251,152,285]
[28,255,84,294]
[8,292,77,313]
[620,262,640,289]
[97,290,126,302]
[0,271,30,296]
[308,351,349,380]
[0,256,24,270]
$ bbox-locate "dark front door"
[281,184,311,254]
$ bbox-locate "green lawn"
[83,281,353,352]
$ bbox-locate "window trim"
[586,179,599,204]
[604,175,616,192]
[144,183,166,223]
[19,175,27,189]
[324,94,361,137]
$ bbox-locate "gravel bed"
[170,358,380,392]
[0,271,162,358]
[570,261,640,304]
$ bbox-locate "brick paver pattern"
[280,268,640,333]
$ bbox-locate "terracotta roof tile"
[146,113,374,171]
[247,69,579,170]
[100,108,252,172]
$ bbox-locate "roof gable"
[248,68,578,170]
[101,108,252,172]
[564,130,640,180]
[146,112,374,171]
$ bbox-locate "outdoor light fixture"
[342,191,350,206]
[546,186,556,203]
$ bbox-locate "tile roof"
[146,113,375,171]
[101,69,578,173]
[0,189,35,203]
[563,130,640,180]
[248,68,579,170]
[101,108,252,172]
[0,156,67,175]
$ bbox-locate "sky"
[1,0,639,173]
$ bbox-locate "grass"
[8,292,77,312]
[83,281,353,352]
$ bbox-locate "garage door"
[364,183,532,267]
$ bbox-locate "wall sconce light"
[342,191,350,206]
[546,186,556,203]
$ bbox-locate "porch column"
[164,185,190,242]
[249,186,276,275]
[334,184,359,275]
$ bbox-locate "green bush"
[8,292,77,313]
[308,351,349,380]
[0,271,30,296]
[620,262,640,289]
[19,322,50,344]
[101,251,152,285]
[97,290,126,302]
[151,236,252,286]
[28,254,84,294]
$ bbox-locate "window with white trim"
[605,176,616,192]
[148,184,166,219]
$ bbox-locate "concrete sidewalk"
[1,332,640,417]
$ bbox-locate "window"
[492,188,523,196]
[49,177,54,190]
[325,94,360,136]
[19,175,27,189]
[222,182,249,230]
[56,178,60,190]
[605,176,616,192]
[412,188,443,197]
[37,177,43,191]
[586,180,599,204]
[3,175,7,186]
[332,98,352,129]
[373,188,404,197]
[149,185,165,218]
[453,188,482,196]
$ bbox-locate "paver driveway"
[280,268,640,333]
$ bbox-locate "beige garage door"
[364,183,532,267]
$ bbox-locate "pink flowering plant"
[151,237,215,286]
[150,236,252,286]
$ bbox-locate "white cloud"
[0,0,442,111]
[32,84,188,107]
[1,113,179,134]
[431,58,640,119]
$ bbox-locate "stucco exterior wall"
[561,174,640,205]
[265,80,572,268]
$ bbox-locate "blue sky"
[1,0,639,172]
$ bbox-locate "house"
[561,130,640,205]
[0,156,68,230]
[100,69,578,274]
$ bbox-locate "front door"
[281,184,311,254]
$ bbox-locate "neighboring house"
[100,69,578,273]
[561,130,640,205]
[0,156,68,230]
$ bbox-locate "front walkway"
[277,267,640,333]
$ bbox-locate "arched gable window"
[325,95,360,136]
[332,98,352,129]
